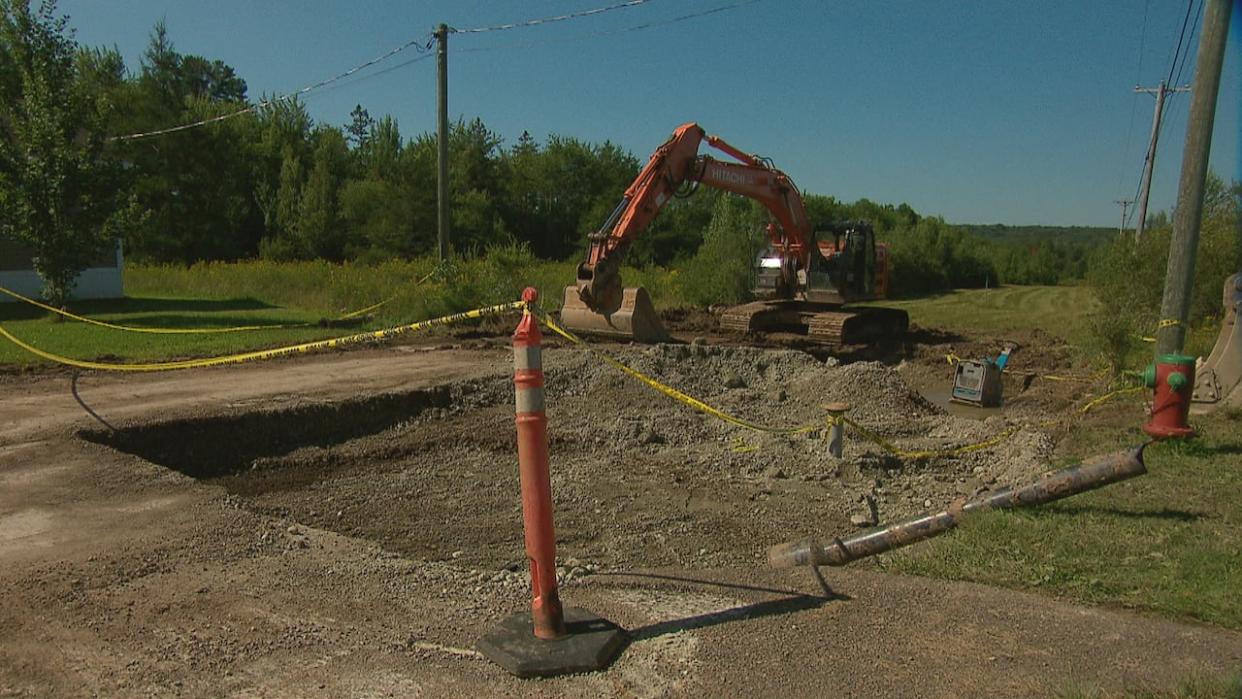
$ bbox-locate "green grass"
[882,408,1242,629]
[864,285,1242,632]
[864,284,1099,341]
[1056,671,1242,699]
[0,296,351,367]
[0,255,684,368]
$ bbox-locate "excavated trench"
[80,345,1058,574]
[83,385,461,479]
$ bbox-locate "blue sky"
[59,0,1240,227]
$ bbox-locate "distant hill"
[954,224,1116,247]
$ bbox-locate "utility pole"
[435,23,450,261]
[1156,0,1232,355]
[1133,81,1191,242]
[1114,199,1133,236]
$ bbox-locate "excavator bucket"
[1192,273,1242,412]
[559,285,669,343]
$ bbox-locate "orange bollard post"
[478,288,627,678]
[512,287,567,640]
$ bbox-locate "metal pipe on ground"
[768,446,1147,569]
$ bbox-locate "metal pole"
[436,23,450,261]
[767,447,1147,568]
[512,288,566,640]
[1156,0,1233,355]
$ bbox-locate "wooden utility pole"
[436,23,450,261]
[1156,0,1233,355]
[1133,82,1191,242]
[1114,199,1133,236]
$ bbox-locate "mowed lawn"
[0,296,380,369]
[870,284,1100,341]
[870,285,1242,629]
[873,284,1242,696]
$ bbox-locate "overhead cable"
[308,1,757,95]
[1165,0,1196,87]
[110,34,436,141]
[1124,0,1202,228]
[449,0,652,34]
[1171,0,1204,89]
[1116,0,1150,198]
[454,0,759,52]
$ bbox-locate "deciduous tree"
[0,0,139,304]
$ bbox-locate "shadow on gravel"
[628,595,833,642]
[594,571,846,599]
[592,571,849,642]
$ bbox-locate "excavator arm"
[561,120,906,346]
[576,122,814,316]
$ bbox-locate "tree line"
[3,2,1127,303]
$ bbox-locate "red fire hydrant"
[1142,354,1196,439]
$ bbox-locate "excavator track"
[719,301,908,346]
[806,307,909,345]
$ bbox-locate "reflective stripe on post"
[513,288,566,640]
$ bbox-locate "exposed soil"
[2,324,1239,698]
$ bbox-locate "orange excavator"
[561,122,909,345]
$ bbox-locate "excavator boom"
[560,121,907,345]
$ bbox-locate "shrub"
[677,196,765,306]
[1085,174,1240,372]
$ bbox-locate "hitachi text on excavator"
[560,122,909,345]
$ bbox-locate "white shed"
[0,239,124,301]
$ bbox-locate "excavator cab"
[802,222,878,304]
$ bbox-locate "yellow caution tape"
[729,437,758,453]
[0,284,307,333]
[1041,374,1097,383]
[0,300,524,372]
[538,310,817,435]
[1079,385,1145,414]
[0,271,434,334]
[538,309,1019,459]
[1130,319,1183,343]
[332,269,437,320]
[947,351,1102,384]
[840,416,1020,460]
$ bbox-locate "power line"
[453,0,759,53]
[1128,0,1203,224]
[1172,0,1205,88]
[306,52,434,98]
[106,1,657,140]
[1123,0,1202,227]
[1117,0,1151,197]
[1165,0,1196,86]
[318,1,759,98]
[110,34,436,141]
[449,0,653,35]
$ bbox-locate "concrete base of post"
[477,607,628,678]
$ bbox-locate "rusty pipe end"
[767,539,826,569]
